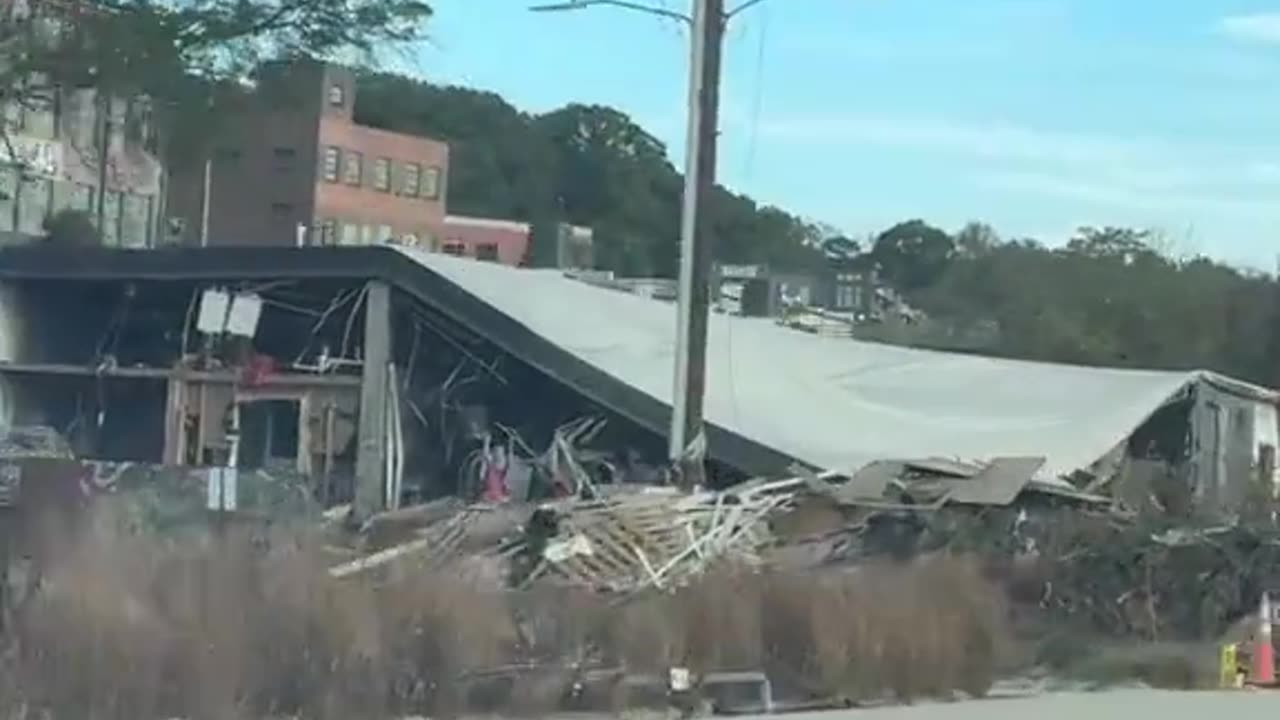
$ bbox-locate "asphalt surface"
[749,689,1280,720]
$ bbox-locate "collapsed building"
[0,244,1274,525]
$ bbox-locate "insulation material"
[397,249,1278,481]
[196,288,230,335]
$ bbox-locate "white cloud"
[973,170,1275,218]
[1220,13,1280,44]
[756,114,1151,167]
[753,111,1280,195]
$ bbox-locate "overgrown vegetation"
[0,508,1007,717]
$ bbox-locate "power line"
[529,0,692,24]
[727,0,769,19]
[529,0,772,25]
[531,0,770,489]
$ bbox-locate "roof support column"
[354,280,391,523]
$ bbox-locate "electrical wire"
[721,4,768,427]
[293,287,359,366]
[340,285,369,362]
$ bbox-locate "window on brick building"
[422,166,441,200]
[373,157,391,192]
[319,219,337,245]
[322,146,339,182]
[402,162,421,196]
[273,147,296,170]
[343,150,362,186]
[442,241,465,256]
[475,243,499,262]
[328,84,345,107]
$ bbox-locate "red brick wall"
[314,117,448,246]
[436,216,531,266]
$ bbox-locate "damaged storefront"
[0,254,688,526]
[0,245,1277,523]
[2,246,1280,713]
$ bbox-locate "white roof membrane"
[398,248,1269,480]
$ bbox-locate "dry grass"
[1,509,516,720]
[756,554,1008,702]
[0,508,1009,717]
[601,554,1008,704]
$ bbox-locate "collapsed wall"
[0,282,21,427]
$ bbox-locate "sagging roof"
[1,245,1273,481]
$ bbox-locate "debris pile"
[323,442,1280,649]
[521,479,796,591]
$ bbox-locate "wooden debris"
[531,481,797,592]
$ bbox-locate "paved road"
[752,689,1280,720]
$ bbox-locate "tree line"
[352,74,1279,385]
[352,73,828,278]
[865,221,1279,386]
[4,0,1272,386]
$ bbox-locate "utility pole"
[199,156,211,246]
[531,0,766,489]
[669,0,722,489]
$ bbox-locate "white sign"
[226,293,262,338]
[196,288,262,338]
[0,135,61,177]
[720,264,764,280]
[196,288,230,335]
[669,667,692,692]
[206,467,238,512]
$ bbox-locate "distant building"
[436,216,595,269]
[554,223,594,270]
[0,0,164,247]
[166,60,449,248]
[438,215,530,265]
[713,263,890,319]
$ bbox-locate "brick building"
[167,60,449,249]
[438,215,531,265]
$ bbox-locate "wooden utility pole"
[669,0,723,489]
[530,0,765,489]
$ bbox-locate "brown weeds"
[1,509,1007,718]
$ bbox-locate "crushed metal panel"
[946,456,1046,506]
[904,457,983,478]
[836,460,904,502]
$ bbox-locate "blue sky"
[410,0,1280,268]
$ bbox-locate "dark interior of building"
[2,273,742,505]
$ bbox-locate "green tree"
[872,219,956,291]
[954,221,999,259]
[354,76,826,278]
[913,224,1280,384]
[42,209,98,246]
[1,0,433,180]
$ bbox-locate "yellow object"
[1221,643,1240,688]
